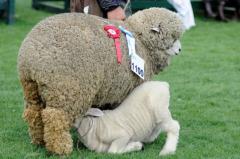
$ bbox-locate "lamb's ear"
[85,108,104,117]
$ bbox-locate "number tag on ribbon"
[119,26,145,79]
[131,54,144,79]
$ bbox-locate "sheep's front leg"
[159,119,180,156]
[108,137,143,154]
[41,107,73,155]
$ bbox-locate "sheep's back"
[18,13,152,113]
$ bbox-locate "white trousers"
[167,0,196,30]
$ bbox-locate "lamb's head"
[75,108,104,137]
[77,117,92,138]
[126,8,184,73]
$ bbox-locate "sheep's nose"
[179,48,181,52]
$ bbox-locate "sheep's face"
[165,40,181,56]
[150,27,182,55]
[151,40,181,73]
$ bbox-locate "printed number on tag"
[131,54,144,79]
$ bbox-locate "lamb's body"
[18,8,184,154]
[77,81,180,155]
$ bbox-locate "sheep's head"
[126,8,184,73]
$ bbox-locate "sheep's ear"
[151,27,160,33]
[86,108,104,117]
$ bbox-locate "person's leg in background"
[204,0,217,18]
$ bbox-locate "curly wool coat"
[18,8,184,123]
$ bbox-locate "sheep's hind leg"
[22,80,44,145]
[159,119,180,156]
[42,107,73,155]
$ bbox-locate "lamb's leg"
[108,137,143,154]
[159,119,180,156]
[121,141,143,153]
[41,107,73,155]
[108,137,130,153]
[143,124,162,143]
[21,80,44,145]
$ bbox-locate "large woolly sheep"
[76,81,180,156]
[18,8,184,155]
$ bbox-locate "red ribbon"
[104,25,122,64]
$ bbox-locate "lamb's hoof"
[159,149,175,156]
[134,142,143,151]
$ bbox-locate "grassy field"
[0,0,240,158]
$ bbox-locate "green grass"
[1,0,240,158]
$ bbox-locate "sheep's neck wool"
[104,25,122,64]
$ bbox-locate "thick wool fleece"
[18,8,184,124]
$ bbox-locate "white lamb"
[75,81,180,156]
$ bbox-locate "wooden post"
[6,0,15,24]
